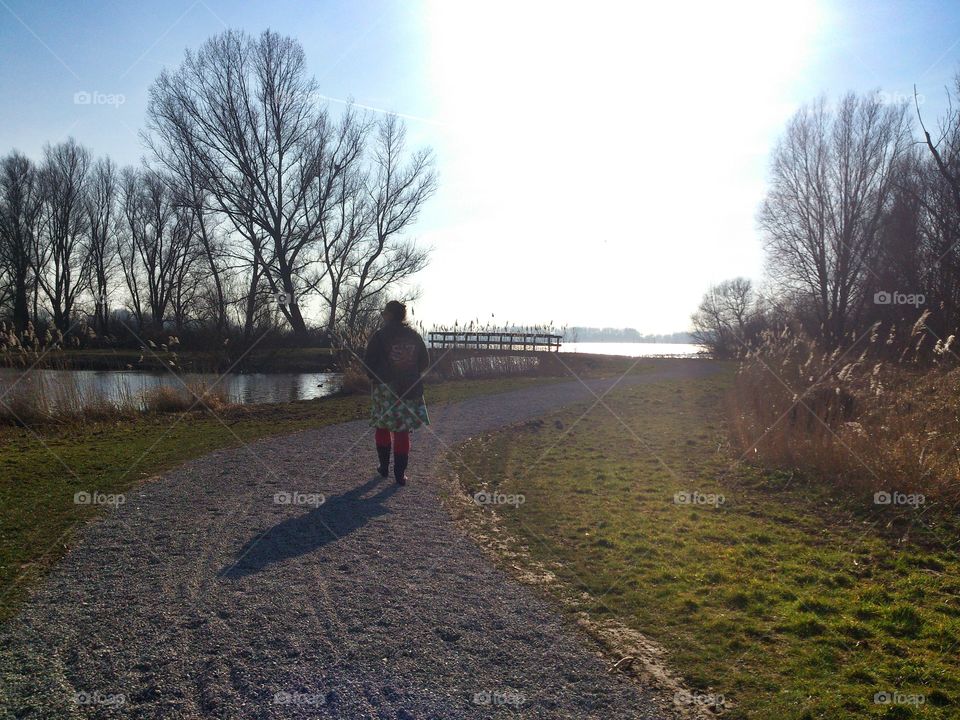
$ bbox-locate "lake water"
[0,342,702,412]
[0,368,343,410]
[562,342,704,357]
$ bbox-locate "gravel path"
[1,360,717,719]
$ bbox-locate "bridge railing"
[427,331,562,353]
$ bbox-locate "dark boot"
[394,453,408,485]
[377,445,391,478]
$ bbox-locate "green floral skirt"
[369,382,430,432]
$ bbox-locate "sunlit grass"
[451,370,959,719]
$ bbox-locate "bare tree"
[37,138,92,333]
[229,211,270,342]
[314,163,370,332]
[145,29,332,337]
[86,157,118,332]
[759,93,911,345]
[691,277,756,357]
[917,78,960,216]
[302,107,372,332]
[118,168,195,330]
[0,152,42,330]
[145,30,436,341]
[171,158,229,335]
[168,213,203,333]
[117,168,146,326]
[914,75,960,334]
[343,114,436,331]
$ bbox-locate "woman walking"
[364,301,430,485]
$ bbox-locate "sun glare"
[421,0,822,331]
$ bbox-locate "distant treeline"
[563,327,694,343]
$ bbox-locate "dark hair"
[383,300,407,323]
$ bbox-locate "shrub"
[340,362,370,395]
[141,386,192,413]
[141,383,230,414]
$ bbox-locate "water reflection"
[0,368,344,411]
[562,342,704,357]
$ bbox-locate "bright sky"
[2,0,959,333]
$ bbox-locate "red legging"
[375,428,410,454]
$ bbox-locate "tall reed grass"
[447,354,540,378]
[729,313,960,509]
[0,372,230,426]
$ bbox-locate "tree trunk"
[243,256,261,343]
[13,275,28,332]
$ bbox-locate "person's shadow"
[219,475,400,578]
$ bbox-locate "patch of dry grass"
[339,361,371,394]
[729,315,960,510]
[141,383,230,414]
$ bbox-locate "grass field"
[0,354,648,623]
[449,366,959,719]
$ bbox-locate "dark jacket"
[364,322,430,400]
